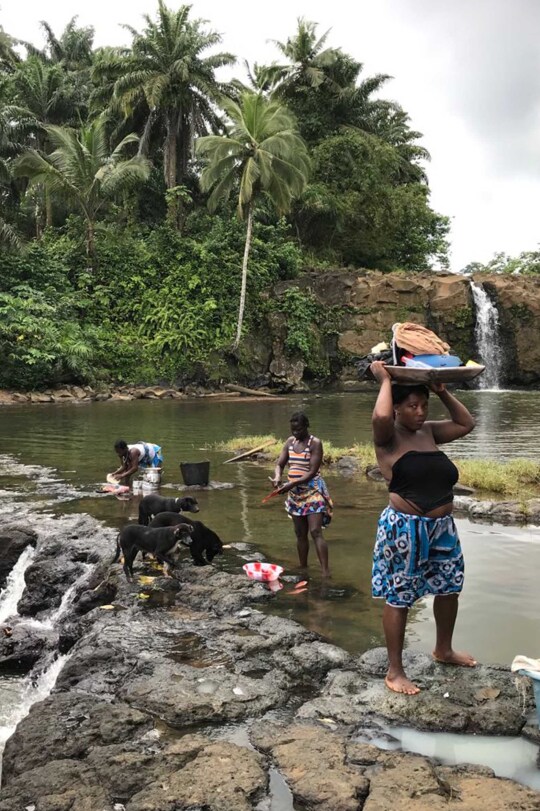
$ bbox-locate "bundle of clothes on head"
[356,322,481,380]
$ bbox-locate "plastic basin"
[243,562,284,582]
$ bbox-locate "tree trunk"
[164,115,178,190]
[45,188,52,229]
[232,204,253,350]
[86,219,96,270]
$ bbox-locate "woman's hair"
[391,384,430,405]
[114,439,128,452]
[290,411,309,427]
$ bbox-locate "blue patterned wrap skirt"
[372,506,464,608]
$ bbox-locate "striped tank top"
[287,435,317,483]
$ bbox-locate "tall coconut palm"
[99,1,234,220]
[272,18,341,90]
[14,118,150,264]
[9,56,83,229]
[270,20,390,144]
[196,92,310,349]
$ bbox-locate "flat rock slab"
[251,724,540,811]
[252,723,369,811]
[2,692,151,781]
[362,749,540,811]
[126,739,266,811]
[296,648,533,736]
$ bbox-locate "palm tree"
[8,56,84,230]
[0,105,34,248]
[39,17,94,70]
[272,18,341,90]
[9,56,75,127]
[0,26,20,72]
[365,101,430,183]
[14,118,150,264]
[270,20,391,144]
[98,1,234,221]
[0,158,20,248]
[196,92,310,349]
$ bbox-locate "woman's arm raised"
[427,384,476,444]
[371,362,395,447]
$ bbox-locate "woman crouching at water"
[272,412,333,577]
[370,361,477,695]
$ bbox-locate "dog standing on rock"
[114,523,193,581]
[149,512,223,566]
[138,495,199,526]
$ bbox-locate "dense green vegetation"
[0,4,449,389]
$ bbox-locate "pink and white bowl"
[243,562,284,582]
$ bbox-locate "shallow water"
[361,725,540,790]
[0,391,539,662]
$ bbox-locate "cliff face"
[256,271,540,389]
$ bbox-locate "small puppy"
[114,523,192,581]
[138,495,199,526]
[149,512,223,566]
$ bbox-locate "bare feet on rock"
[384,673,420,695]
[432,649,477,667]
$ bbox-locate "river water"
[0,389,538,665]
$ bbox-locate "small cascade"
[0,546,36,625]
[0,652,70,764]
[40,564,92,630]
[470,281,503,389]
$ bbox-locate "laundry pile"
[356,322,481,381]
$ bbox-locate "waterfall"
[42,565,92,628]
[0,652,70,766]
[470,281,503,389]
[0,546,36,625]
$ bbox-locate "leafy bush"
[0,285,102,388]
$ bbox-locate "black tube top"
[388,450,459,514]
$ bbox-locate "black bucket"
[180,461,210,487]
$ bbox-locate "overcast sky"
[2,0,540,270]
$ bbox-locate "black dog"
[113,523,193,581]
[138,495,199,526]
[149,512,223,566]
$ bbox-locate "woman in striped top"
[272,412,333,576]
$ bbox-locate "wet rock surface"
[297,648,532,735]
[0,527,37,588]
[0,619,56,670]
[0,511,539,811]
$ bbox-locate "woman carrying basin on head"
[370,362,477,695]
[272,412,333,578]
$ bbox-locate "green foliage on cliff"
[0,216,302,387]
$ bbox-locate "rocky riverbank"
[0,509,539,810]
